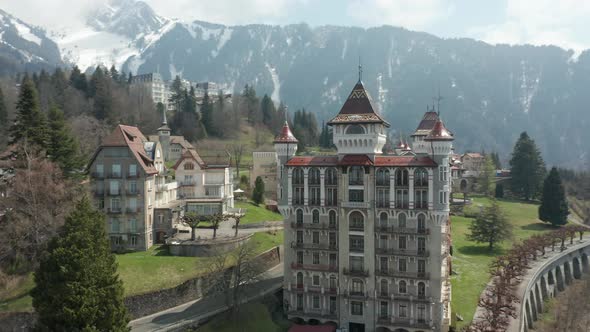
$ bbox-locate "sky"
[1,0,589,52]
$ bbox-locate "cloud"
[346,0,454,30]
[470,0,590,52]
[0,0,104,28]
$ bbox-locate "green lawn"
[196,302,289,332]
[0,231,283,313]
[236,201,283,224]
[451,196,555,329]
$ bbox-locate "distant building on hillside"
[130,73,168,107]
[249,151,278,200]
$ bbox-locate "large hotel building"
[277,77,453,332]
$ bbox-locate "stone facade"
[249,151,278,200]
[278,79,452,332]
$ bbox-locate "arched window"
[399,280,407,294]
[380,212,388,228]
[396,169,408,186]
[297,272,303,287]
[352,279,364,295]
[349,211,364,231]
[293,168,304,185]
[296,209,303,225]
[329,210,337,228]
[376,168,390,186]
[309,168,320,185]
[346,124,365,134]
[418,282,426,297]
[398,213,407,229]
[326,168,338,185]
[414,168,428,187]
[417,214,426,233]
[349,166,364,185]
[184,162,194,170]
[312,210,320,224]
[380,279,388,296]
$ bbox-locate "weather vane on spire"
[358,56,362,82]
[433,86,443,116]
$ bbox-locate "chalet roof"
[172,149,205,170]
[273,122,298,143]
[327,81,390,127]
[285,154,437,167]
[463,152,483,159]
[89,125,158,175]
[412,111,439,136]
[425,119,454,141]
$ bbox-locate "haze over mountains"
[0,0,589,168]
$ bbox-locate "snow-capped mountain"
[86,0,166,40]
[0,9,62,74]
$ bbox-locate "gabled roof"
[89,125,158,175]
[285,154,437,167]
[327,81,390,127]
[412,111,439,136]
[172,149,205,170]
[425,119,454,141]
[274,121,298,143]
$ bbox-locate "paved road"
[129,264,284,332]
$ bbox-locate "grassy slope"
[451,196,555,329]
[196,302,282,332]
[235,201,283,224]
[0,231,283,313]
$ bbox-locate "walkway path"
[175,216,284,241]
[129,264,284,332]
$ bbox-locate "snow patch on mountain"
[266,63,281,103]
[12,19,41,45]
[212,28,233,58]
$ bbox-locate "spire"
[274,121,298,143]
[358,56,363,82]
[162,106,167,125]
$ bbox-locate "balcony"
[350,246,364,253]
[108,172,122,179]
[376,316,431,329]
[349,225,364,232]
[343,268,369,277]
[376,248,430,257]
[376,270,431,279]
[108,190,121,196]
[291,222,337,230]
[290,262,338,272]
[179,181,197,187]
[376,227,430,235]
[108,207,122,214]
[344,290,368,300]
[126,207,141,213]
[290,242,338,251]
[341,201,369,209]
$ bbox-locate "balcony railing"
[290,242,338,251]
[290,262,338,272]
[291,222,337,230]
[343,268,369,277]
[108,207,122,214]
[341,201,369,209]
[350,247,364,253]
[344,290,368,299]
[127,173,138,179]
[349,225,364,232]
[375,270,431,279]
[375,248,430,257]
[179,181,197,187]
[108,190,121,196]
[376,227,430,235]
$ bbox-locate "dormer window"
[184,162,195,170]
[346,125,365,134]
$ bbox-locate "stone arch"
[540,275,548,299]
[555,266,565,291]
[573,256,582,279]
[379,212,388,228]
[328,210,337,227]
[564,262,573,285]
[534,283,543,313]
[547,269,555,285]
[398,212,407,228]
[582,253,589,272]
[529,290,538,321]
[346,124,365,134]
[525,299,533,329]
[348,211,365,231]
[312,209,320,223]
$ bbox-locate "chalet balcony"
[290,242,338,251]
[290,262,338,272]
[343,268,369,277]
[375,248,430,257]
[290,222,337,230]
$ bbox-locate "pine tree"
[539,167,569,226]
[200,91,214,135]
[32,197,129,331]
[9,76,48,148]
[495,183,504,198]
[51,68,69,111]
[109,65,119,82]
[260,94,275,126]
[47,106,83,175]
[252,176,265,205]
[509,132,546,200]
[0,85,7,129]
[477,155,496,196]
[467,199,512,250]
[69,66,88,93]
[491,152,502,169]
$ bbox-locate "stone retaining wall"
[168,234,252,256]
[235,221,283,229]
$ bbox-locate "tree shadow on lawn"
[457,245,504,257]
[520,222,555,232]
[154,245,172,256]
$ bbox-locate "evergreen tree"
[32,197,129,331]
[509,132,546,200]
[539,167,569,226]
[47,106,83,175]
[0,85,7,129]
[477,155,496,196]
[467,199,512,250]
[242,84,260,124]
[495,183,504,198]
[200,91,214,135]
[252,176,265,205]
[51,68,68,110]
[491,152,502,169]
[109,65,119,82]
[168,75,183,111]
[9,76,48,148]
[69,66,88,93]
[260,94,276,126]
[91,68,114,121]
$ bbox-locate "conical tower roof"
[327,80,390,127]
[425,118,454,141]
[274,121,298,143]
[411,110,439,137]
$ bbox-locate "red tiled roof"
[274,122,298,143]
[286,155,437,167]
[412,111,439,136]
[89,125,158,175]
[327,81,390,127]
[425,119,454,141]
[172,149,205,170]
[288,325,336,332]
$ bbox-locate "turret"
[327,79,389,160]
[425,118,454,212]
[274,122,298,206]
[157,107,171,161]
[411,107,439,155]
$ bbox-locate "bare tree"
[233,214,243,237]
[182,212,201,241]
[231,143,244,181]
[209,212,229,239]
